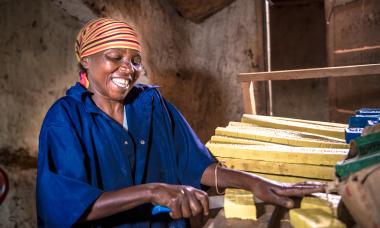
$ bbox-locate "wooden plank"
[328,77,338,121]
[325,0,338,122]
[237,63,380,82]
[241,81,255,114]
[253,0,268,115]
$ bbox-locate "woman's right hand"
[149,183,209,219]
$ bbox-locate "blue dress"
[36,83,216,227]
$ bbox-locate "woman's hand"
[201,163,326,209]
[150,183,209,219]
[249,178,326,208]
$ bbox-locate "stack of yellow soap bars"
[290,193,346,228]
[207,114,349,182]
[206,114,349,222]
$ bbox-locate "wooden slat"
[241,81,255,114]
[325,0,338,122]
[237,63,380,82]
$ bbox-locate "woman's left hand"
[249,178,326,208]
[201,164,326,209]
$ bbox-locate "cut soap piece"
[224,188,256,220]
[301,194,341,215]
[290,208,346,228]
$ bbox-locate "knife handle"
[152,205,171,215]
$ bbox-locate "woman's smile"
[111,76,133,90]
[82,48,142,102]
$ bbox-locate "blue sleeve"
[36,121,103,227]
[163,99,216,189]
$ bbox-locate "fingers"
[165,186,207,219]
[194,190,209,216]
[274,182,326,197]
[169,189,183,219]
[266,190,294,209]
[181,190,193,218]
[184,187,208,217]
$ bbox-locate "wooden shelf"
[238,64,380,116]
[238,63,380,82]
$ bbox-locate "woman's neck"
[92,95,124,125]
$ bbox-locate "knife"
[151,195,263,215]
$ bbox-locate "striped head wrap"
[75,17,141,61]
[75,18,142,88]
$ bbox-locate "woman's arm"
[80,183,210,222]
[200,163,325,208]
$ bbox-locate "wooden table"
[203,204,292,228]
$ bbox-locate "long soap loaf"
[217,157,335,180]
[251,172,325,183]
[241,114,346,140]
[206,143,347,166]
[215,126,348,148]
[243,114,348,128]
[209,135,290,146]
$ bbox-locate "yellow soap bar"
[228,121,256,127]
[223,125,346,145]
[290,208,346,228]
[242,114,348,128]
[215,127,348,149]
[224,188,256,220]
[206,143,347,166]
[252,172,325,183]
[301,194,340,215]
[209,135,290,146]
[241,114,346,140]
[217,157,335,180]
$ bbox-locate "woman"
[36,18,324,227]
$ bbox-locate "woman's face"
[83,48,142,102]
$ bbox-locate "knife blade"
[151,195,263,215]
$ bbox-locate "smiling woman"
[36,18,325,228]
[81,48,143,124]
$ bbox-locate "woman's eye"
[132,56,142,66]
[106,55,122,61]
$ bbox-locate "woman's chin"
[109,86,132,101]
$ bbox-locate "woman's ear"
[80,57,90,69]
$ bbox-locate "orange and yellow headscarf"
[75,18,142,88]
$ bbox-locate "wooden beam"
[240,81,255,114]
[238,63,380,82]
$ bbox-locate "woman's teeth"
[112,78,130,89]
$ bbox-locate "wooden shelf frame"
[238,63,380,115]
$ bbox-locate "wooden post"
[241,81,256,114]
[324,0,338,122]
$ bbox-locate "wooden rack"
[238,63,380,116]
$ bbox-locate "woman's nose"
[119,60,134,73]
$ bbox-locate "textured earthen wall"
[0,0,260,226]
[99,0,260,143]
[0,0,82,226]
